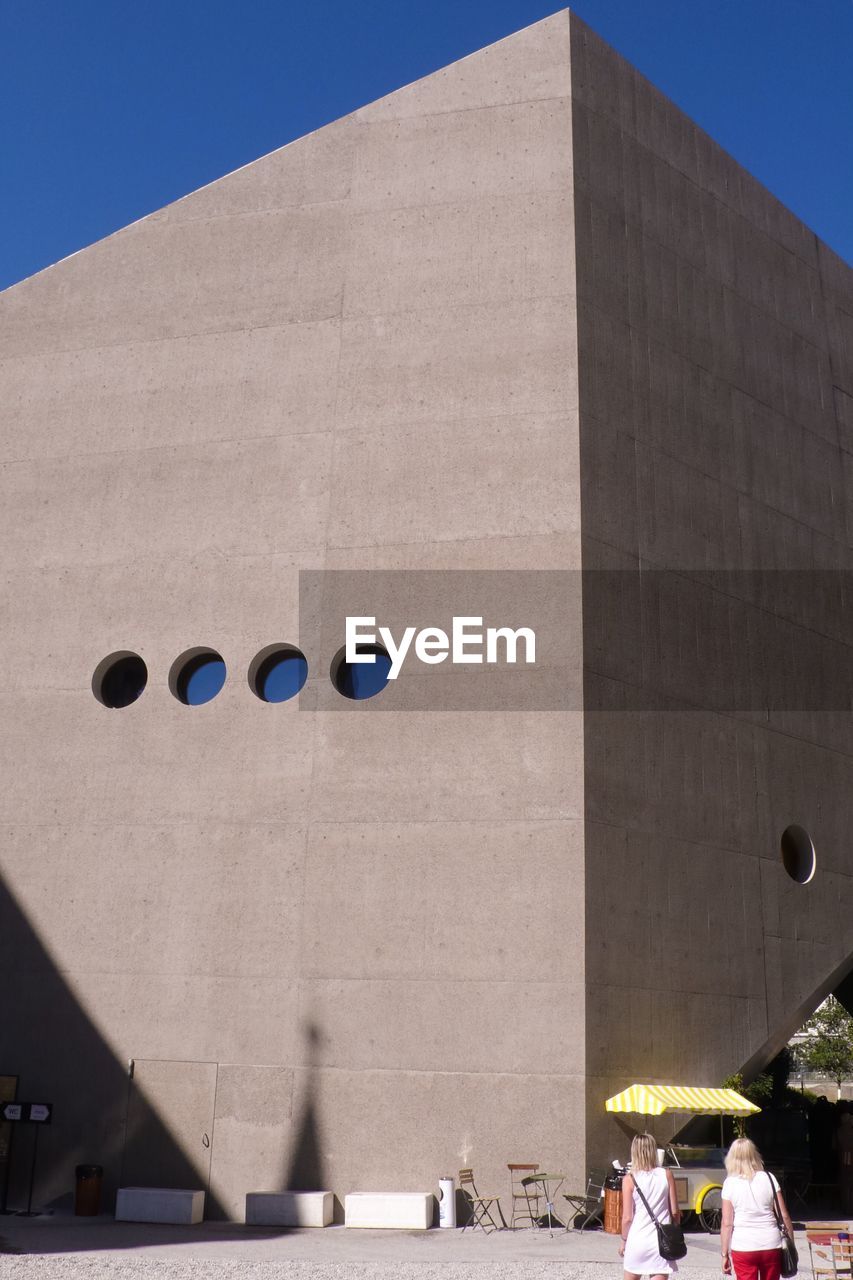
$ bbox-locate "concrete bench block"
[116,1186,205,1224]
[245,1191,333,1227]
[345,1191,433,1229]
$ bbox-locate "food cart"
[605,1084,761,1233]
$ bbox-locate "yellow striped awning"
[604,1084,760,1116]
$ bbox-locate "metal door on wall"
[121,1059,217,1192]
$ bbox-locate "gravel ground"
[0,1218,762,1280]
[0,1264,725,1280]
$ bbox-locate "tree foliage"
[722,1070,774,1136]
[795,996,853,1088]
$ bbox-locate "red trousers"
[731,1249,782,1280]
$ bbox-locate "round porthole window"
[170,648,227,706]
[331,643,392,700]
[248,645,308,703]
[92,651,148,708]
[781,825,816,884]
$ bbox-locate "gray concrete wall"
[5,3,850,1216]
[0,14,584,1218]
[570,12,853,1163]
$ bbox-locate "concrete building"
[1,10,852,1220]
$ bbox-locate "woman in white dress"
[620,1133,682,1280]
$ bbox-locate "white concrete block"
[245,1190,333,1227]
[115,1186,204,1225]
[345,1191,434,1229]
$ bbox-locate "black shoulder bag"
[631,1171,687,1262]
[767,1172,798,1278]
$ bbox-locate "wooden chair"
[459,1168,504,1232]
[507,1162,540,1228]
[832,1238,853,1280]
[806,1225,851,1280]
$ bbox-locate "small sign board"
[1,1102,52,1125]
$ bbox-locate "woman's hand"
[619,1241,626,1257]
[721,1251,732,1274]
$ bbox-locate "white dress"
[624,1167,678,1276]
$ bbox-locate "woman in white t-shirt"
[720,1138,794,1280]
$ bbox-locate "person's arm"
[720,1198,734,1273]
[774,1184,795,1239]
[665,1169,681,1224]
[620,1174,634,1257]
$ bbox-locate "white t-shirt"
[721,1172,783,1252]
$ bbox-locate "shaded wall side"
[0,12,584,1215]
[570,11,853,1165]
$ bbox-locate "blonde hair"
[725,1137,765,1179]
[631,1133,659,1172]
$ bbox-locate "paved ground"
[0,1215,824,1280]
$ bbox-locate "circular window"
[92,651,147,708]
[781,825,816,884]
[331,643,392,700]
[248,644,308,703]
[170,648,227,706]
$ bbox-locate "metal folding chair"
[562,1171,606,1230]
[507,1163,540,1228]
[459,1168,504,1232]
[522,1172,565,1235]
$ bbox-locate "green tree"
[796,996,853,1099]
[723,1070,774,1136]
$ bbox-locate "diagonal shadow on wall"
[0,872,247,1240]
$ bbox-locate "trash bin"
[438,1176,456,1228]
[603,1169,624,1235]
[74,1164,103,1216]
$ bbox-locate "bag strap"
[766,1171,790,1242]
[631,1171,662,1228]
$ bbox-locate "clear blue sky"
[2,0,851,292]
